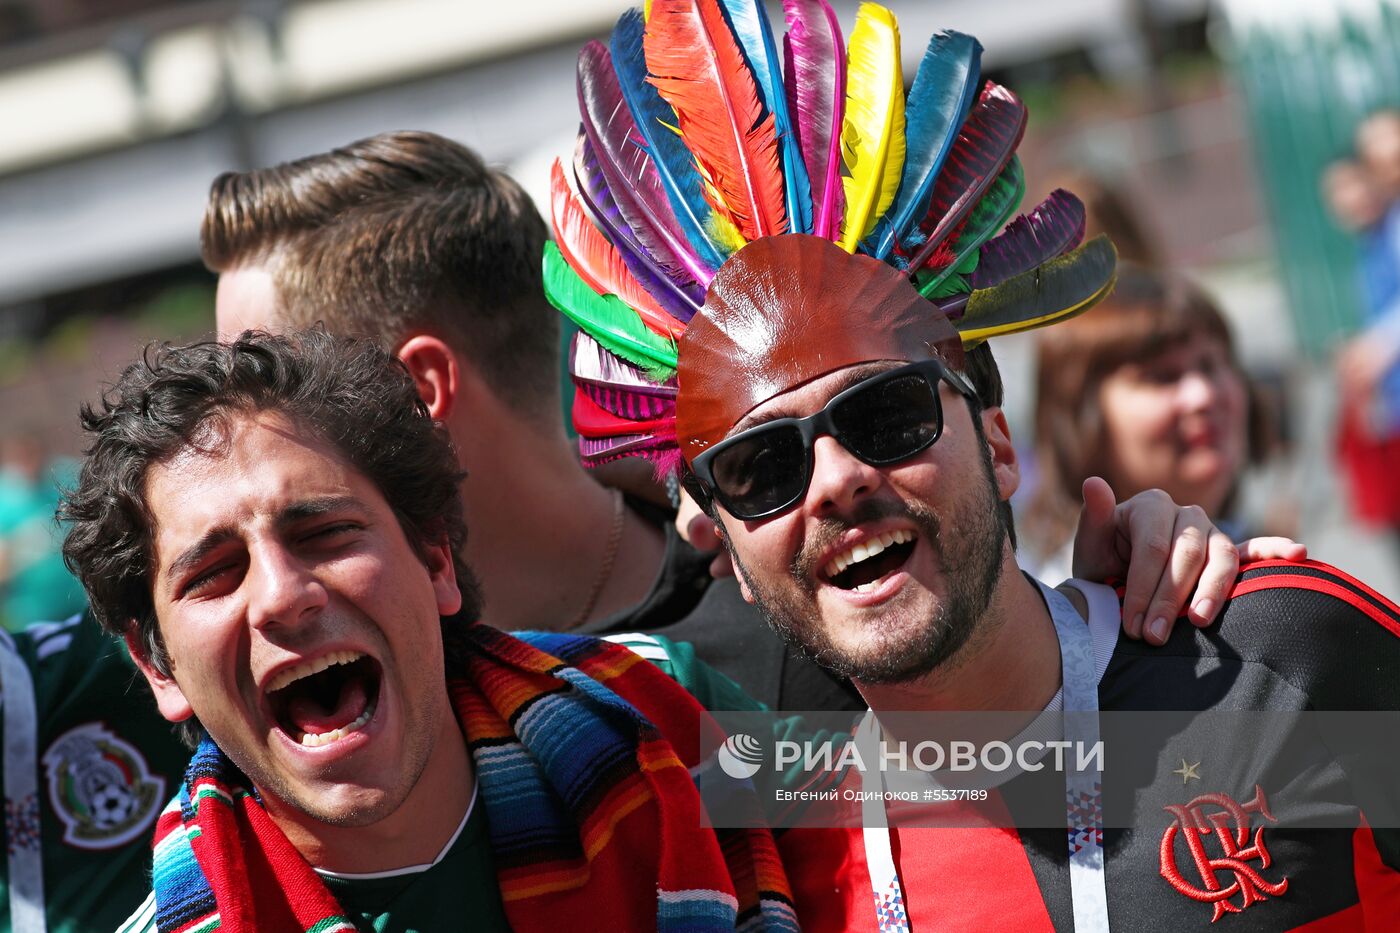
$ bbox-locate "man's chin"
[258,771,408,830]
[772,614,954,685]
[292,788,401,828]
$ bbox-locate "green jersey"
[602,632,768,711]
[1,613,189,933]
[320,787,508,933]
[119,763,512,933]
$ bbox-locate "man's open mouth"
[822,529,917,593]
[266,650,382,748]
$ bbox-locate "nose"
[1177,369,1219,412]
[805,435,883,516]
[245,541,328,632]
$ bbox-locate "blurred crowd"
[1323,110,1400,570]
[0,430,83,632]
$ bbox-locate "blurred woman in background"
[1020,264,1270,583]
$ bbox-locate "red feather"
[549,160,685,340]
[645,0,788,241]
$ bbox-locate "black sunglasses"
[691,360,976,520]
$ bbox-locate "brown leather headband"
[676,235,965,464]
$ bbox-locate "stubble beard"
[732,446,1008,686]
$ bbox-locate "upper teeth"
[266,649,364,694]
[824,529,915,580]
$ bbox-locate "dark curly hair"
[61,329,479,746]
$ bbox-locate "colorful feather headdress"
[544,0,1117,475]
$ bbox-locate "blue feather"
[611,10,729,270]
[718,0,813,234]
[871,30,981,260]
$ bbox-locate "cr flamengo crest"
[42,722,166,850]
[1159,785,1289,921]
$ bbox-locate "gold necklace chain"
[569,489,624,629]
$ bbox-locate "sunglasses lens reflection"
[834,374,941,464]
[711,424,807,518]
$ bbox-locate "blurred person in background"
[1044,169,1165,269]
[0,430,85,631]
[1021,265,1270,629]
[1327,115,1400,567]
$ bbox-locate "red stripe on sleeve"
[1231,571,1400,641]
[1240,560,1400,614]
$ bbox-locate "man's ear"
[124,630,195,725]
[422,539,463,617]
[397,335,460,421]
[980,406,1021,502]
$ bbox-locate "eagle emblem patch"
[42,723,166,850]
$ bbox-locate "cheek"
[1217,377,1251,462]
[1100,384,1173,453]
[1097,385,1182,495]
[882,458,948,505]
[730,517,800,578]
[1221,376,1249,431]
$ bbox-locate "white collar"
[313,780,477,882]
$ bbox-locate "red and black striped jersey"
[781,560,1400,931]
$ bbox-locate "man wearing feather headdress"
[544,1,1400,929]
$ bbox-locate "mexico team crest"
[42,723,166,850]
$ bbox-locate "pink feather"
[782,0,846,241]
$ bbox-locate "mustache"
[792,498,943,584]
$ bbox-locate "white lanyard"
[860,584,1108,932]
[0,632,46,933]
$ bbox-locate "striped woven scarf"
[149,623,799,932]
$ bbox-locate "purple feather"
[580,433,682,480]
[577,41,712,289]
[573,134,704,320]
[570,333,678,421]
[782,0,845,242]
[906,82,1027,270]
[577,384,677,421]
[970,189,1086,290]
[932,292,969,323]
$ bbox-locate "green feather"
[955,235,1117,346]
[542,242,678,378]
[918,157,1024,299]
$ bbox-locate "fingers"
[677,489,735,579]
[1237,536,1307,563]
[708,551,737,580]
[685,511,724,553]
[1179,525,1239,630]
[1068,477,1127,584]
[1079,476,1117,533]
[1114,490,1178,640]
[1134,512,1239,644]
[677,491,721,550]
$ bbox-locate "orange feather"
[644,0,788,241]
[549,159,686,340]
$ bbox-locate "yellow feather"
[838,3,905,253]
[705,213,748,255]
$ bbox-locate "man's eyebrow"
[728,363,898,435]
[161,496,369,597]
[164,530,235,597]
[278,496,368,526]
